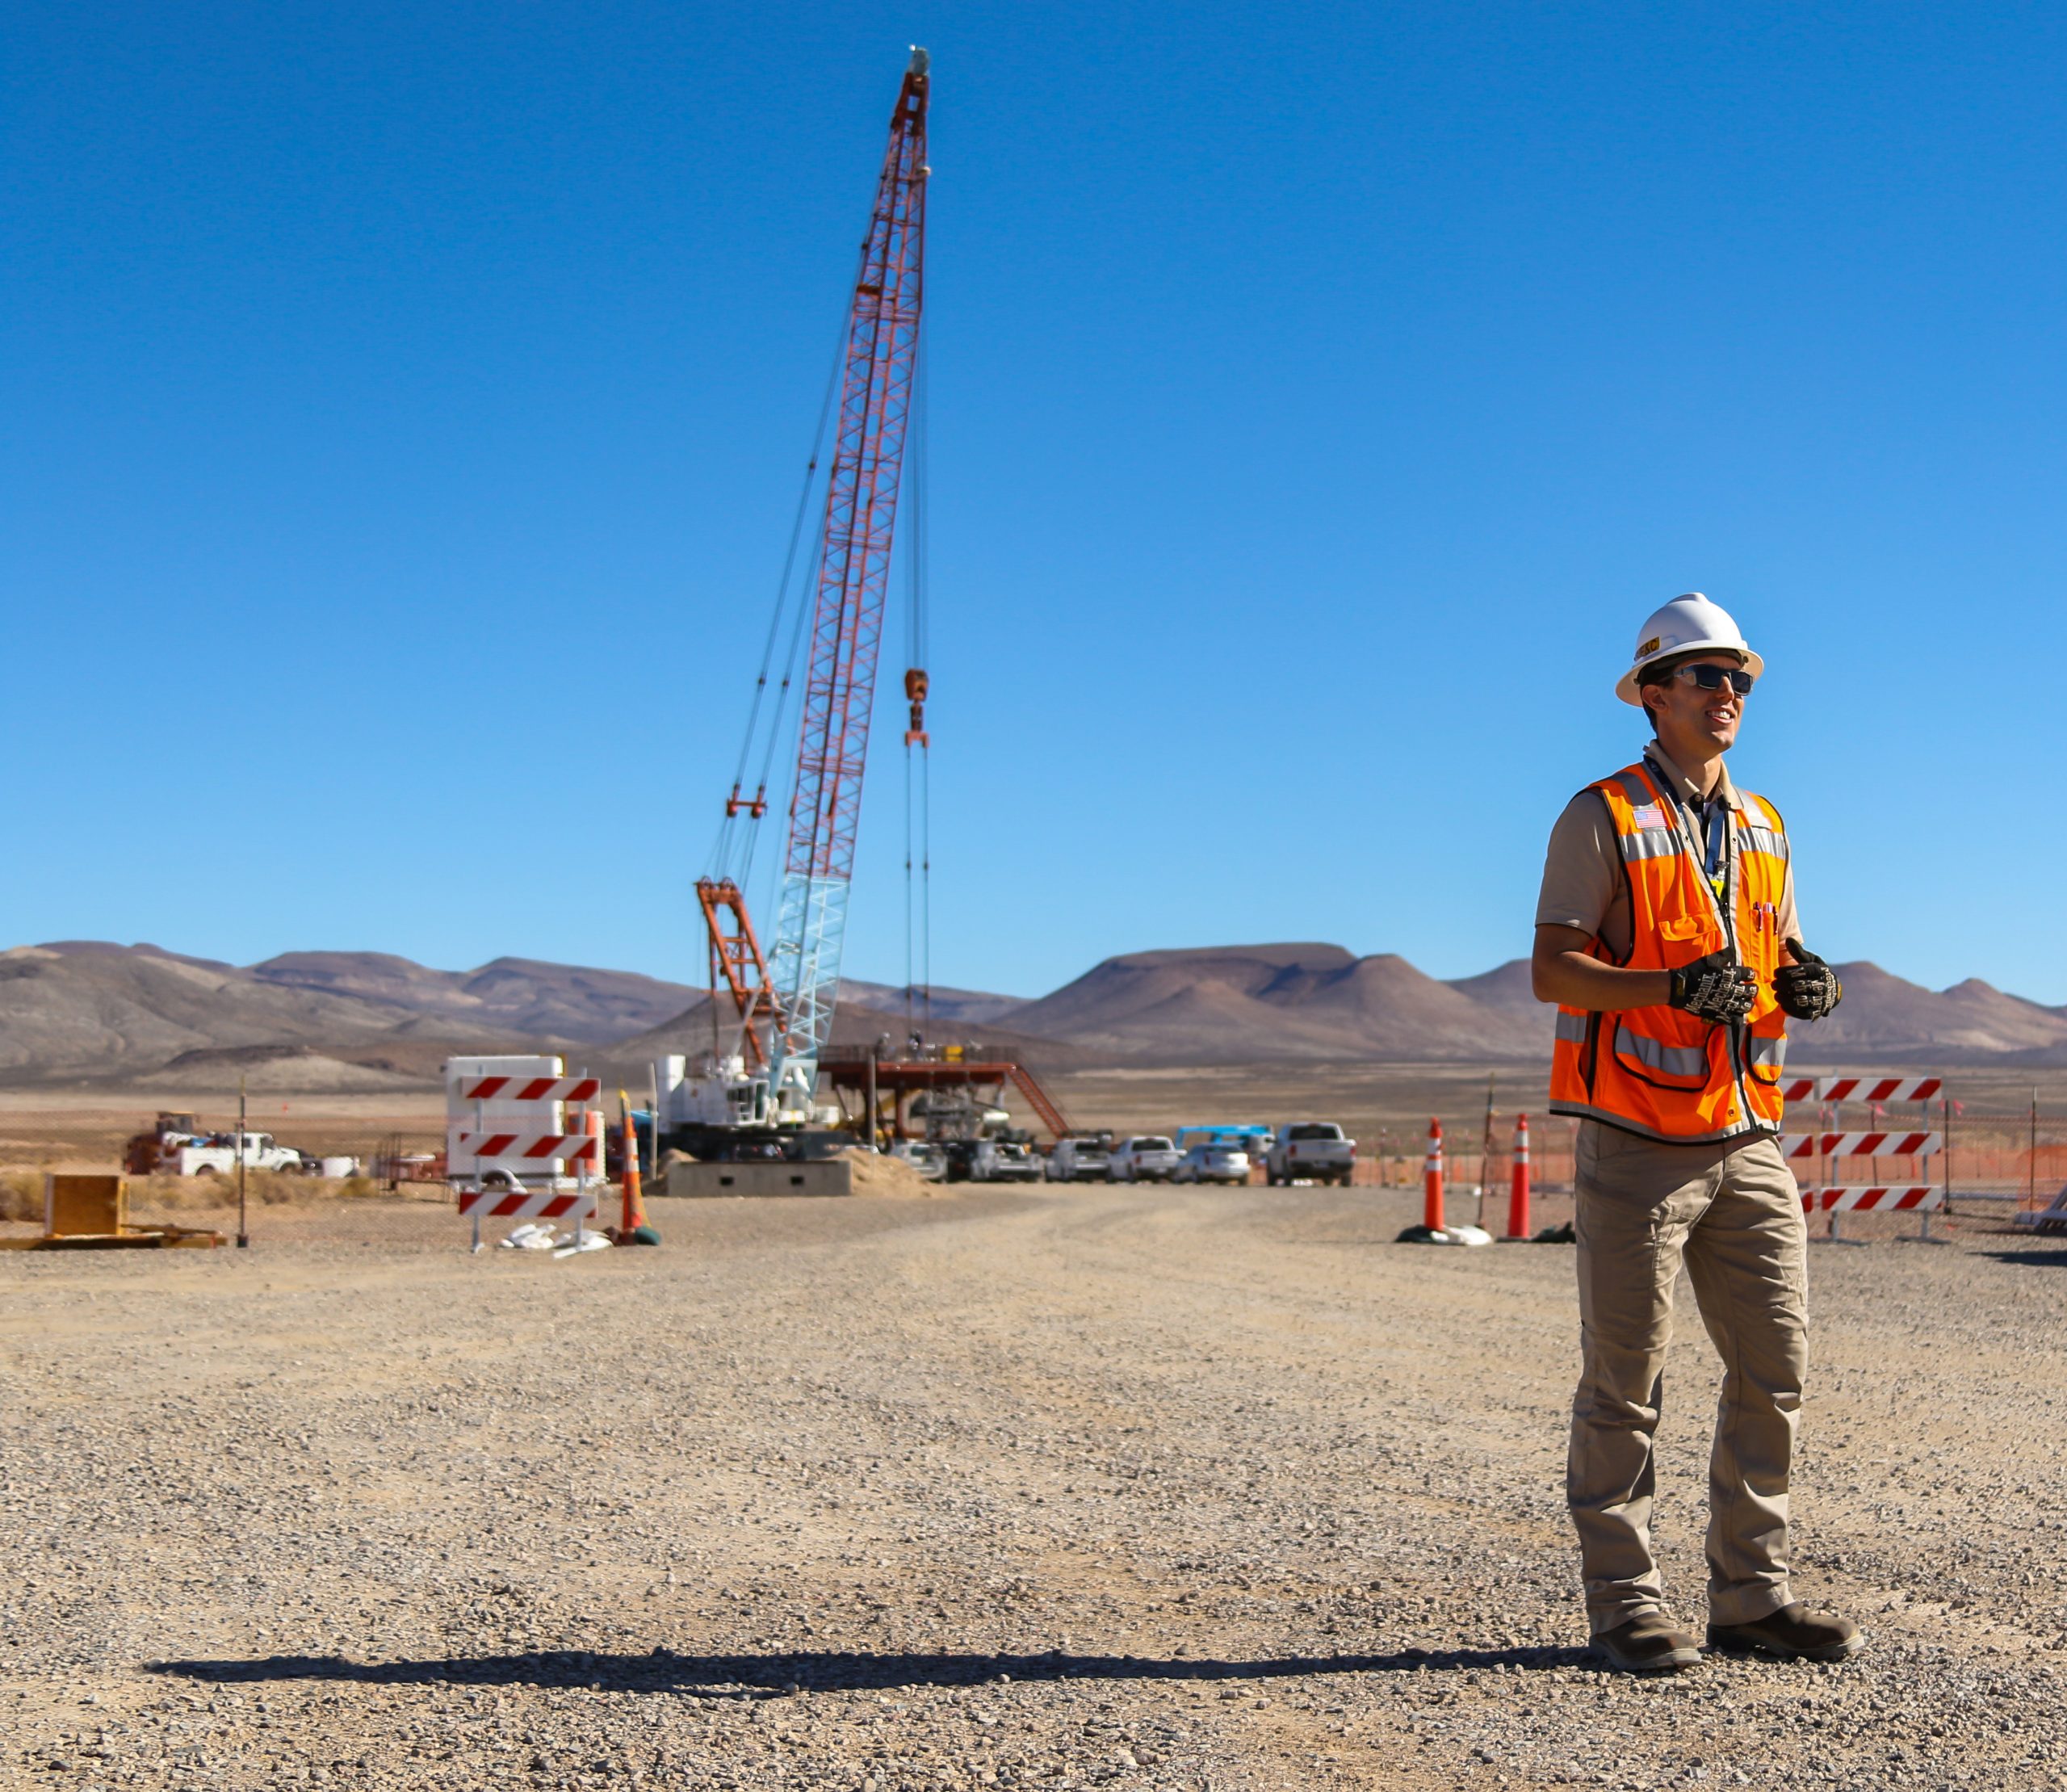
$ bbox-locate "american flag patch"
[1630,804,1667,830]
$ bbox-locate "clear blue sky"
[8,2,2065,1001]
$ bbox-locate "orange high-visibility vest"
[1548,759,1790,1144]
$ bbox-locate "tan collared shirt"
[1535,741,1799,963]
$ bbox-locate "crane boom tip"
[908,45,930,77]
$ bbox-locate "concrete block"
[661,1159,853,1198]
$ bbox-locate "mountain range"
[5,938,2067,1086]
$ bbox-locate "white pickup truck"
[1108,1135,1182,1182]
[1264,1122,1356,1186]
[165,1132,307,1177]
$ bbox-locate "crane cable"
[710,303,854,887]
[903,337,931,1042]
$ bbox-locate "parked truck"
[943,1139,1045,1184]
[129,1124,304,1181]
[1046,1137,1112,1182]
[1264,1122,1356,1186]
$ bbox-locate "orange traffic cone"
[1399,1114,1491,1246]
[1504,1114,1532,1240]
[613,1090,656,1244]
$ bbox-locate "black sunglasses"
[1668,664,1755,695]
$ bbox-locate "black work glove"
[1668,950,1759,1025]
[1775,941,1843,1021]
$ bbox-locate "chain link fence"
[1361,1102,2067,1242]
[4,1092,2063,1253]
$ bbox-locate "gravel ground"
[3,1182,2065,1790]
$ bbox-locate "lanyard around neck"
[1650,759,1729,899]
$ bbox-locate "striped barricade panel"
[1780,1131,1942,1160]
[454,1131,600,1164]
[456,1187,601,1221]
[1797,1186,1943,1213]
[1781,1077,1943,1105]
[455,1076,601,1105]
[1816,1077,1943,1106]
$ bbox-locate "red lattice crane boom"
[698,49,929,1096]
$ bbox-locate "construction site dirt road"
[4,1182,2063,1790]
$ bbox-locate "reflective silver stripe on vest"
[1740,825,1788,860]
[1604,766,1683,862]
[1747,1033,1787,1068]
[1620,829,1679,862]
[1547,1097,1776,1147]
[1554,1010,1590,1045]
[1614,1022,1708,1078]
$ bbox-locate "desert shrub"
[128,1173,220,1212]
[130,1168,398,1209]
[1,1169,42,1223]
[253,1169,340,1206]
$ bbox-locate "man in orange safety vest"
[1532,594,1859,1676]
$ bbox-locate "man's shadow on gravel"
[149,1643,1592,1697]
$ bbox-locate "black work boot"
[1707,1603,1864,1662]
[1592,1613,1703,1674]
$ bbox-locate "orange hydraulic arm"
[695,877,785,1070]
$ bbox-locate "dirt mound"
[832,1147,942,1198]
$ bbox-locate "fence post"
[236,1076,250,1249]
[1918,1093,1942,1241]
[1943,1091,1953,1213]
[1822,1102,1840,1243]
[2031,1087,2040,1215]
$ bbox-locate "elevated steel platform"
[817,1047,1074,1142]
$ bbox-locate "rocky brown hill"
[988,944,2067,1067]
[6,938,2065,1084]
[0,943,1045,1085]
[999,943,1540,1064]
[246,951,699,1042]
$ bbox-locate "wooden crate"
[46,1173,125,1238]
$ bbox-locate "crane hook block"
[903,667,929,748]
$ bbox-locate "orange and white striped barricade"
[1779,1076,1943,1106]
[1777,1083,1935,1107]
[1780,1074,1949,1243]
[1780,1131,1943,1162]
[446,1055,603,1251]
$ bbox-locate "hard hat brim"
[1616,640,1765,706]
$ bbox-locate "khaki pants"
[1568,1120,1807,1634]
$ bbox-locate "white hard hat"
[1616,593,1764,706]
